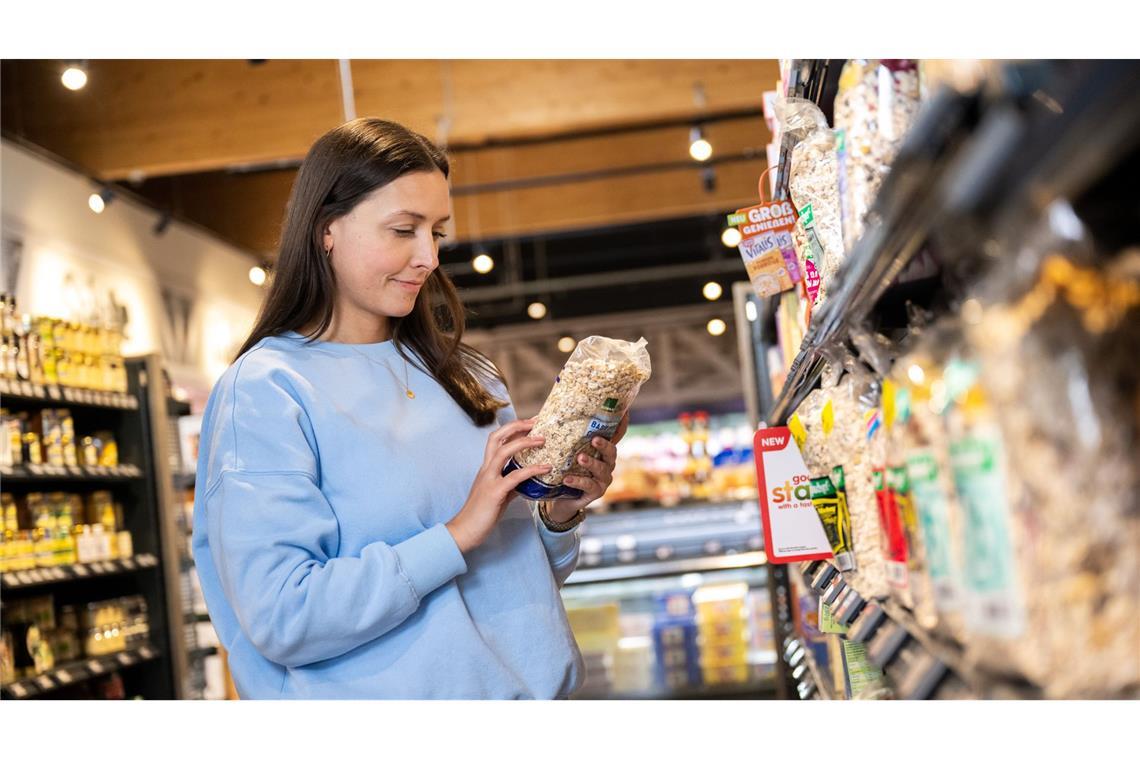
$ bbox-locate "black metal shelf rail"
[1,644,161,699]
[796,560,1046,700]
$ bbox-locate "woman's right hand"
[446,418,551,554]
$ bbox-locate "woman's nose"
[412,232,439,271]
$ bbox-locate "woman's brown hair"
[235,117,508,426]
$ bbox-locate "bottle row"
[0,407,120,469]
[1,593,151,686]
[0,293,129,393]
[1,490,133,572]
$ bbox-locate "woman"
[191,118,626,699]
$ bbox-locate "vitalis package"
[505,336,652,500]
[728,201,800,298]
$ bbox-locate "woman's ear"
[322,223,334,253]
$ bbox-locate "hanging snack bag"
[834,59,922,251]
[728,200,800,298]
[506,336,652,500]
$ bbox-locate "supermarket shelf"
[0,643,161,699]
[566,551,767,585]
[0,378,138,410]
[765,60,1140,426]
[797,561,1043,700]
[0,462,144,484]
[2,553,160,590]
[783,636,833,701]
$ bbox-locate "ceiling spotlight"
[745,301,758,322]
[472,252,495,274]
[249,266,267,286]
[527,302,547,320]
[689,126,713,162]
[721,227,742,248]
[706,318,727,337]
[702,282,723,301]
[88,187,113,214]
[61,63,88,91]
[557,336,576,353]
[907,364,926,385]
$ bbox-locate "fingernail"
[578,454,589,464]
[592,438,604,448]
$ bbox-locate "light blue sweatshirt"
[191,332,585,699]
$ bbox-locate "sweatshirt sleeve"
[199,360,467,669]
[532,505,582,588]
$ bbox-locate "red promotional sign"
[754,427,834,564]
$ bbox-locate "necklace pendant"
[406,389,416,399]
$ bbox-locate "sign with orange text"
[754,427,834,564]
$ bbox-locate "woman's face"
[323,169,451,332]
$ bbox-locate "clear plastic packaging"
[834,59,921,251]
[778,97,846,294]
[508,336,652,500]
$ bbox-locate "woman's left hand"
[547,412,629,521]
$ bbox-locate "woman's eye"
[432,231,447,241]
[393,228,416,237]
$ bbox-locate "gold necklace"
[349,346,415,400]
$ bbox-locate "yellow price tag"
[821,400,835,437]
[882,379,897,430]
[788,414,807,449]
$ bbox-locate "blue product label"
[502,457,584,501]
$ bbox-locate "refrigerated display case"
[561,501,778,699]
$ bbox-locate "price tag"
[88,660,105,675]
[0,379,8,393]
[139,645,155,659]
[6,574,21,587]
[56,670,74,684]
[15,571,31,584]
[27,463,44,475]
[63,388,74,401]
[8,682,29,698]
[20,381,33,396]
[47,385,61,400]
[28,569,46,583]
[73,564,90,577]
[35,675,55,690]
[99,562,115,573]
[122,558,137,570]
[50,567,67,580]
[117,652,133,666]
[66,465,83,477]
[32,385,46,399]
[0,465,11,477]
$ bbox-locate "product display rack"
[765,59,1140,428]
[1,354,186,699]
[743,59,1140,700]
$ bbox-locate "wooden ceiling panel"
[2,59,343,179]
[3,59,778,181]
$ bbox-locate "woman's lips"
[392,279,423,291]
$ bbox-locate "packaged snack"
[956,217,1140,697]
[507,336,652,500]
[778,97,846,292]
[834,59,922,251]
[731,200,800,298]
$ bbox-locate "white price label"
[33,385,46,399]
[35,675,54,690]
[27,464,44,475]
[89,661,105,674]
[47,386,61,400]
[28,570,45,582]
[122,558,136,570]
[21,382,33,396]
[6,575,21,587]
[117,652,133,666]
[63,388,74,401]
[9,683,29,698]
[56,670,74,684]
[73,565,89,577]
